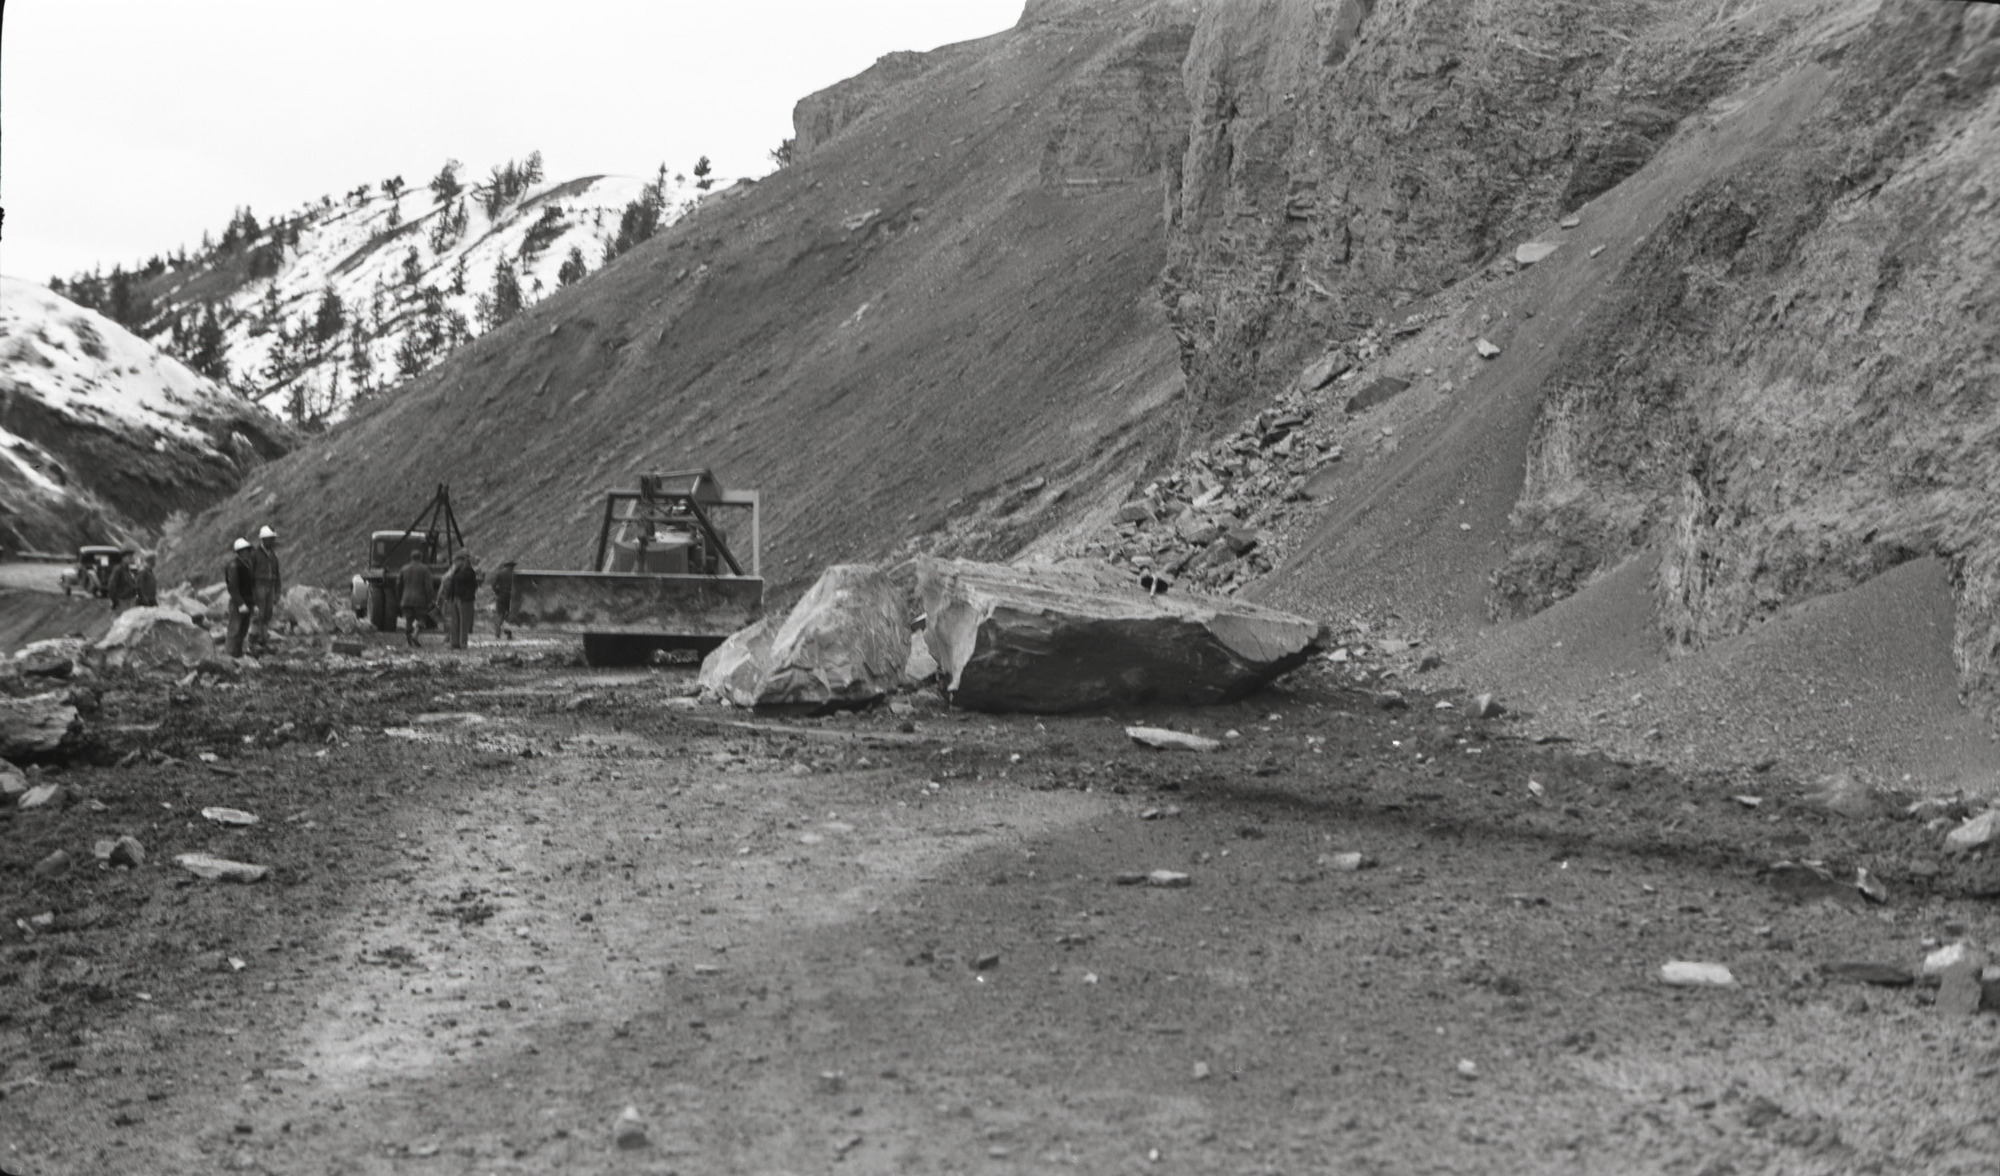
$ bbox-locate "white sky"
[0,1,1023,284]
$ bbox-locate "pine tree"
[694,155,713,190]
[484,259,524,328]
[557,245,588,288]
[188,305,230,382]
[429,159,463,205]
[312,287,345,345]
[769,139,796,168]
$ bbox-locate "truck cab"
[362,530,448,631]
[64,545,132,597]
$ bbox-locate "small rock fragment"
[1470,693,1504,720]
[1821,962,1914,987]
[174,853,268,883]
[1321,852,1370,872]
[1456,1059,1479,1079]
[0,762,27,797]
[1939,961,1985,1017]
[1416,651,1443,672]
[1732,795,1762,808]
[1588,244,1607,257]
[1192,1061,1211,1080]
[1659,961,1736,987]
[17,783,68,811]
[972,952,1001,971]
[1944,809,1999,852]
[1146,870,1192,888]
[612,1105,649,1150]
[1922,942,1986,978]
[1514,241,1560,265]
[32,849,70,877]
[1376,691,1408,711]
[110,835,145,867]
[201,806,259,826]
[1559,214,1582,229]
[1125,727,1220,752]
[1475,338,1501,359]
[1854,867,1888,904]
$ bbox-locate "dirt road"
[2,637,1997,1174]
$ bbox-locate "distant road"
[0,562,115,651]
[0,561,69,595]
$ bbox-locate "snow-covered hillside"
[0,277,292,552]
[130,160,725,426]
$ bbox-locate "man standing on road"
[399,552,436,648]
[134,556,158,607]
[249,525,281,655]
[441,551,479,650]
[491,559,517,640]
[105,557,136,613]
[224,538,256,658]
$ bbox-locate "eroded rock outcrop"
[917,557,1322,712]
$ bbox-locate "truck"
[60,545,133,597]
[507,470,764,666]
[360,485,464,632]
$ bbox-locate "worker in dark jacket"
[224,538,255,657]
[399,554,435,648]
[134,557,158,607]
[491,560,517,639]
[105,559,136,613]
[441,552,479,650]
[249,525,281,655]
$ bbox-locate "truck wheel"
[582,634,651,667]
[368,584,394,632]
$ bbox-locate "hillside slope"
[167,1,1192,597]
[165,0,1998,779]
[0,278,292,553]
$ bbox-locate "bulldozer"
[507,471,764,665]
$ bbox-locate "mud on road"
[3,638,1998,1175]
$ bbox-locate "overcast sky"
[0,1,1023,284]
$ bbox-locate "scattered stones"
[1821,962,1914,987]
[0,695,85,762]
[201,807,259,826]
[17,783,68,811]
[1659,961,1736,987]
[1115,502,1154,525]
[612,1105,649,1150]
[1944,809,1999,852]
[32,849,71,877]
[174,853,269,883]
[1126,727,1220,752]
[1514,241,1560,266]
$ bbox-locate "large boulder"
[757,565,909,709]
[281,585,343,635]
[95,606,214,671]
[916,557,1325,712]
[697,617,777,708]
[697,565,909,710]
[1,693,83,762]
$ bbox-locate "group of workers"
[221,526,283,658]
[394,550,517,650]
[97,556,159,613]
[215,525,524,657]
